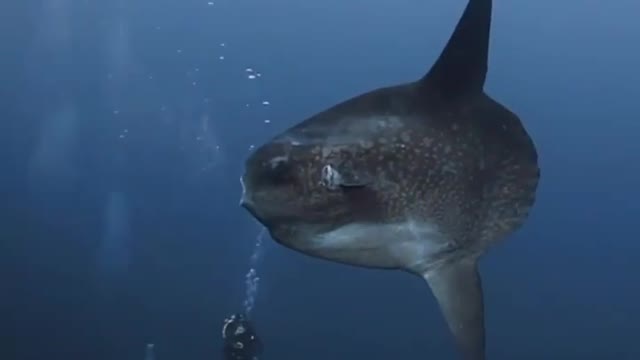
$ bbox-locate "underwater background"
[1,0,639,359]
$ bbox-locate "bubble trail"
[242,227,266,316]
[97,191,131,280]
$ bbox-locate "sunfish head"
[239,136,316,228]
[240,129,386,248]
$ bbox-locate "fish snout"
[239,174,252,207]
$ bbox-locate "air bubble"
[242,228,266,316]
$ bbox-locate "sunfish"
[239,0,540,359]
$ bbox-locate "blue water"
[1,0,639,359]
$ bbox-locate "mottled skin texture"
[239,0,540,359]
[242,82,538,273]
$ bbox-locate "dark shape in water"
[240,0,540,359]
[222,313,263,360]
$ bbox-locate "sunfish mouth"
[239,175,249,207]
[239,175,258,216]
[238,174,269,227]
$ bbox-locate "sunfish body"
[240,0,540,359]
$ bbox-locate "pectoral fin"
[423,259,486,360]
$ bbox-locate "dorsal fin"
[420,0,492,101]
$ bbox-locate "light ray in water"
[104,16,134,113]
[28,103,78,195]
[144,344,155,360]
[30,0,72,61]
[97,191,131,283]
